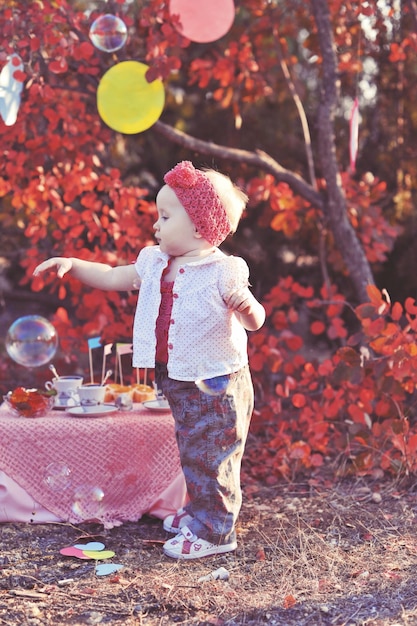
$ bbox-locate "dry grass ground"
[1,478,417,625]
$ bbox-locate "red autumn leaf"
[283,595,296,609]
[366,284,384,307]
[379,322,398,337]
[289,441,310,460]
[364,317,386,337]
[249,352,266,372]
[406,433,417,455]
[311,453,324,467]
[12,69,26,82]
[109,575,121,583]
[284,376,297,395]
[292,393,306,408]
[391,434,407,456]
[317,360,334,376]
[255,547,266,561]
[30,36,41,51]
[49,58,68,74]
[374,399,391,417]
[73,41,95,61]
[310,320,326,335]
[355,302,378,320]
[389,43,406,63]
[391,301,403,321]
[79,587,97,595]
[348,404,367,425]
[54,307,70,324]
[405,297,417,316]
[328,317,347,339]
[284,335,303,351]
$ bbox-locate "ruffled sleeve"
[218,255,250,300]
[134,245,170,281]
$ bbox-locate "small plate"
[67,404,117,418]
[53,397,79,410]
[53,401,75,411]
[143,399,171,412]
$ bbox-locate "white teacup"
[78,384,106,407]
[45,376,83,406]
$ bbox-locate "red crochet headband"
[164,161,232,246]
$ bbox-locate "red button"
[179,268,185,273]
[173,293,178,299]
[168,343,173,350]
[170,319,175,324]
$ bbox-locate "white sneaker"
[163,526,237,560]
[163,507,193,533]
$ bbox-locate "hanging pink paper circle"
[169,0,235,43]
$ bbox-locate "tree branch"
[153,121,323,210]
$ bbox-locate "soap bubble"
[44,462,72,492]
[5,315,58,367]
[72,484,105,520]
[195,374,230,396]
[89,14,127,52]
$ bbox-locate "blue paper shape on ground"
[95,563,124,576]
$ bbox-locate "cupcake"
[131,384,155,403]
[104,384,132,403]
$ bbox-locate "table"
[0,403,187,529]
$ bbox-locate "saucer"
[143,399,171,412]
[67,404,118,418]
[53,398,78,411]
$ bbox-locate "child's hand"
[224,287,254,314]
[33,257,73,279]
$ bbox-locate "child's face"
[154,185,201,256]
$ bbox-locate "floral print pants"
[155,363,254,545]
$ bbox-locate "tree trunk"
[311,0,375,302]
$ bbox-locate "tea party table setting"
[0,369,187,529]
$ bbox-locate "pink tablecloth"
[0,403,187,528]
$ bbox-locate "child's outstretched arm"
[33,257,140,291]
[224,287,266,331]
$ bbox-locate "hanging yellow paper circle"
[97,61,165,134]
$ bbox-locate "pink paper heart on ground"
[60,546,92,559]
[82,550,115,560]
[74,542,105,551]
[95,563,124,576]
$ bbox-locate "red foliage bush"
[247,283,417,482]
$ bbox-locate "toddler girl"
[34,161,265,559]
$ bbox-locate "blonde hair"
[204,169,248,233]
